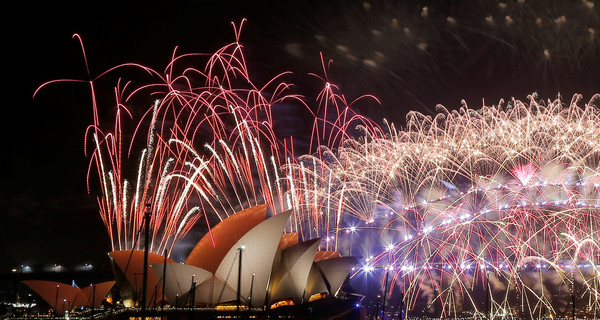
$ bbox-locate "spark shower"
[37,19,599,318]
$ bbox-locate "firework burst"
[288,93,600,317]
[36,16,600,318]
[82,22,306,255]
[36,21,378,257]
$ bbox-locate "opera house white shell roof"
[268,238,321,304]
[107,205,357,308]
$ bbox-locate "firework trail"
[79,22,306,255]
[288,93,600,317]
[36,15,600,317]
[36,21,379,258]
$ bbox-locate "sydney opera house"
[20,205,361,318]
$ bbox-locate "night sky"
[4,1,599,273]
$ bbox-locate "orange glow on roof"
[314,251,341,262]
[278,232,299,250]
[185,204,267,272]
[23,280,115,314]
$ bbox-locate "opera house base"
[10,298,361,320]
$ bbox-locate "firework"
[34,21,377,258]
[36,15,600,318]
[80,23,307,255]
[288,93,600,317]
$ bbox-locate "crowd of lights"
[10,264,94,273]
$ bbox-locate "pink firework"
[36,21,379,257]
[512,162,537,186]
